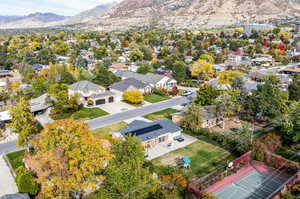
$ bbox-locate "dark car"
[174,136,185,142]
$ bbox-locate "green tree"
[8,97,39,146]
[15,166,39,195]
[173,61,186,82]
[31,77,49,97]
[93,66,120,87]
[182,104,203,132]
[98,137,158,199]
[277,102,300,143]
[196,84,219,106]
[139,45,153,60]
[129,49,144,62]
[288,75,300,101]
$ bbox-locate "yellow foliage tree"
[123,90,144,104]
[191,59,215,80]
[30,119,113,199]
[218,70,243,85]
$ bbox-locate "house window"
[159,136,165,143]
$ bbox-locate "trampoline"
[213,168,290,199]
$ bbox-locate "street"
[86,96,191,130]
[0,140,22,155]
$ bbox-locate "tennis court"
[211,164,291,199]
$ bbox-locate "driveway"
[97,101,135,114]
[35,109,53,127]
[0,155,18,196]
[146,134,198,160]
[86,96,190,130]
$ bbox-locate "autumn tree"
[182,103,204,132]
[218,70,243,85]
[173,61,186,82]
[123,90,144,104]
[8,97,39,147]
[191,57,215,80]
[30,120,112,199]
[97,136,158,199]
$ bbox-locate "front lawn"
[144,94,170,103]
[93,122,128,134]
[51,107,109,120]
[144,108,178,121]
[152,141,233,177]
[6,150,25,171]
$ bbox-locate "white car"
[182,90,193,96]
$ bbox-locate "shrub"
[87,100,94,106]
[123,90,144,104]
[15,166,39,195]
[203,194,219,199]
[154,88,168,96]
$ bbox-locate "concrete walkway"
[0,155,18,196]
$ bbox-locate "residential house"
[108,63,128,73]
[30,94,52,115]
[0,194,30,199]
[0,70,12,78]
[109,78,152,101]
[117,71,177,90]
[172,106,218,129]
[0,110,11,123]
[112,119,182,149]
[69,80,116,106]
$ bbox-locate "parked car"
[174,136,185,142]
[182,90,193,96]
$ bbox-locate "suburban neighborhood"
[0,4,300,199]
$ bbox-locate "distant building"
[243,24,275,35]
[296,24,300,33]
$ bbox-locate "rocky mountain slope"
[57,2,117,26]
[88,0,300,31]
[0,13,68,29]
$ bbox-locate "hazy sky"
[0,0,116,16]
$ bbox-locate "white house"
[117,71,177,90]
[69,81,116,106]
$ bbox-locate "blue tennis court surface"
[214,169,289,199]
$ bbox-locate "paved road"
[86,96,191,130]
[0,140,22,155]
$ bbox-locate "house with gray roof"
[69,80,116,106]
[112,119,182,149]
[116,71,177,90]
[109,78,152,101]
[30,94,52,114]
[0,194,30,199]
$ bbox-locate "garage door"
[108,96,114,103]
[95,99,106,105]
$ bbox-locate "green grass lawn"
[6,150,25,171]
[93,122,128,134]
[51,107,109,120]
[144,108,178,121]
[144,94,170,103]
[152,141,233,177]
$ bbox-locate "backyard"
[144,94,170,103]
[144,108,178,121]
[51,107,109,120]
[152,141,233,177]
[6,150,25,171]
[93,122,128,134]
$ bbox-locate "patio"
[146,134,197,160]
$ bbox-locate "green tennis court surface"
[214,169,289,199]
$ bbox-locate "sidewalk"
[0,155,18,196]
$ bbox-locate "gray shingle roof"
[30,94,51,113]
[69,81,105,93]
[109,78,149,92]
[0,194,30,199]
[90,91,116,99]
[118,71,167,85]
[118,119,181,142]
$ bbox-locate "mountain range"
[1,0,300,30]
